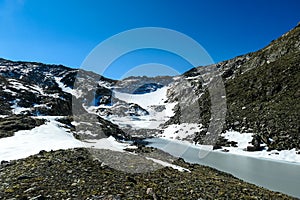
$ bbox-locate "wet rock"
[246,146,259,152]
[246,134,265,151]
[213,145,222,150]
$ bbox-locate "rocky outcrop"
[72,112,131,141]
[164,24,300,151]
[223,26,300,150]
[0,115,45,138]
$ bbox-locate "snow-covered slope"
[0,116,83,161]
[91,86,176,130]
[0,116,137,161]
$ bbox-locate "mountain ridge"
[0,24,299,150]
[0,24,299,199]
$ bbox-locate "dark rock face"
[72,112,130,141]
[0,60,74,116]
[246,134,265,151]
[92,86,113,106]
[0,115,45,138]
[0,60,131,141]
[127,103,149,116]
[115,76,173,93]
[133,82,164,94]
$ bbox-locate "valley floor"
[0,116,299,199]
[1,116,299,165]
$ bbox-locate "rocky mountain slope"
[0,24,299,150]
[222,24,300,151]
[0,60,129,141]
[165,24,300,151]
[0,25,299,151]
[0,24,299,199]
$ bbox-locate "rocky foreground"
[0,148,296,200]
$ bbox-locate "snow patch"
[10,100,31,114]
[54,77,82,98]
[146,157,190,172]
[83,136,132,152]
[0,116,133,161]
[0,116,83,161]
[222,131,253,148]
[113,86,169,108]
[159,123,202,140]
[218,131,300,163]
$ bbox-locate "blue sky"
[0,0,299,79]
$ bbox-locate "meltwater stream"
[145,137,300,198]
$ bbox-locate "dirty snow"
[158,123,202,140]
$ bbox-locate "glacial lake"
[145,137,300,198]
